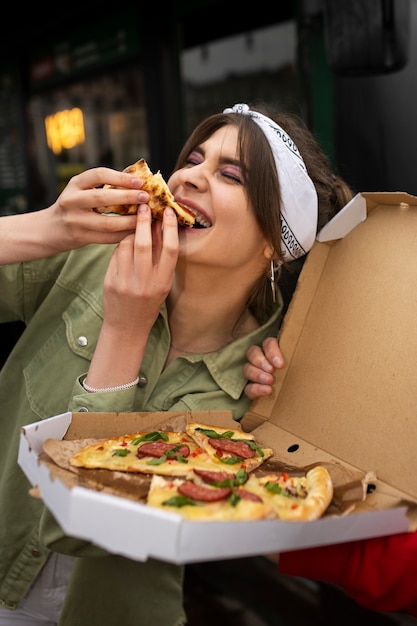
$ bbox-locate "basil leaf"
[112,448,130,457]
[131,431,169,445]
[196,428,235,440]
[147,455,168,465]
[174,455,188,464]
[162,495,197,508]
[265,481,285,495]
[246,440,264,456]
[235,469,248,485]
[228,492,241,507]
[218,455,244,465]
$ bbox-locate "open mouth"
[191,213,211,228]
[176,200,211,229]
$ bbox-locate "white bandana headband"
[223,103,318,261]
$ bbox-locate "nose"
[178,162,208,190]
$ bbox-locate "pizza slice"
[146,468,275,521]
[69,430,212,477]
[186,422,273,473]
[147,465,334,522]
[244,466,334,521]
[94,158,195,227]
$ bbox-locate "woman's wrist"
[82,376,140,393]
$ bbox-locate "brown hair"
[173,104,354,325]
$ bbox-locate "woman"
[0,103,344,626]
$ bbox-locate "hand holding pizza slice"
[94,158,195,227]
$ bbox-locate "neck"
[167,296,254,355]
[166,264,261,354]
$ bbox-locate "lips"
[176,201,211,228]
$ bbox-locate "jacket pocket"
[24,297,103,419]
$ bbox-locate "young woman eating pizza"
[0,102,348,626]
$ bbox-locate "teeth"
[194,214,211,228]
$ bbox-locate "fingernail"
[272,355,284,368]
[261,360,274,373]
[259,373,272,384]
[138,191,149,203]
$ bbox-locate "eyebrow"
[191,146,243,169]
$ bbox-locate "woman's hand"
[46,167,149,251]
[86,205,179,388]
[243,337,285,400]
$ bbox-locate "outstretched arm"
[279,532,417,618]
[0,167,149,264]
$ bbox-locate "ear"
[263,244,275,261]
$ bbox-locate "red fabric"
[278,532,417,617]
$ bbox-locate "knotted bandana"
[223,103,318,261]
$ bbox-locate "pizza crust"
[245,466,334,521]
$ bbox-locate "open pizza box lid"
[242,191,417,531]
[17,192,417,564]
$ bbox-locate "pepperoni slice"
[137,442,190,459]
[193,469,233,483]
[178,480,232,502]
[235,488,263,503]
[208,438,254,459]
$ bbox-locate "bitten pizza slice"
[185,422,273,473]
[94,158,195,227]
[146,468,275,521]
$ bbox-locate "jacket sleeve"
[278,532,417,618]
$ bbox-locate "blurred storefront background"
[0,0,415,218]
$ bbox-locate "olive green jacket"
[0,244,282,625]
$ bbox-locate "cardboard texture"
[18,192,417,563]
[242,192,417,503]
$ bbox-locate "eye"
[185,151,203,167]
[221,167,243,184]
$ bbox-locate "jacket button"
[138,375,147,387]
[31,549,41,558]
[78,407,89,412]
[77,336,88,347]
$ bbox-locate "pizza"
[69,430,214,477]
[146,471,274,521]
[69,422,274,477]
[146,465,334,522]
[65,421,334,521]
[94,158,195,227]
[242,467,334,521]
[185,422,273,472]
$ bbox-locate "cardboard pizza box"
[18,192,417,563]
[242,191,417,527]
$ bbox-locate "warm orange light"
[45,107,85,154]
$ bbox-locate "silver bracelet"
[82,376,140,393]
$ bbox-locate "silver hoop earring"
[269,259,277,303]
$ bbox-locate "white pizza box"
[18,407,412,564]
[18,191,417,563]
